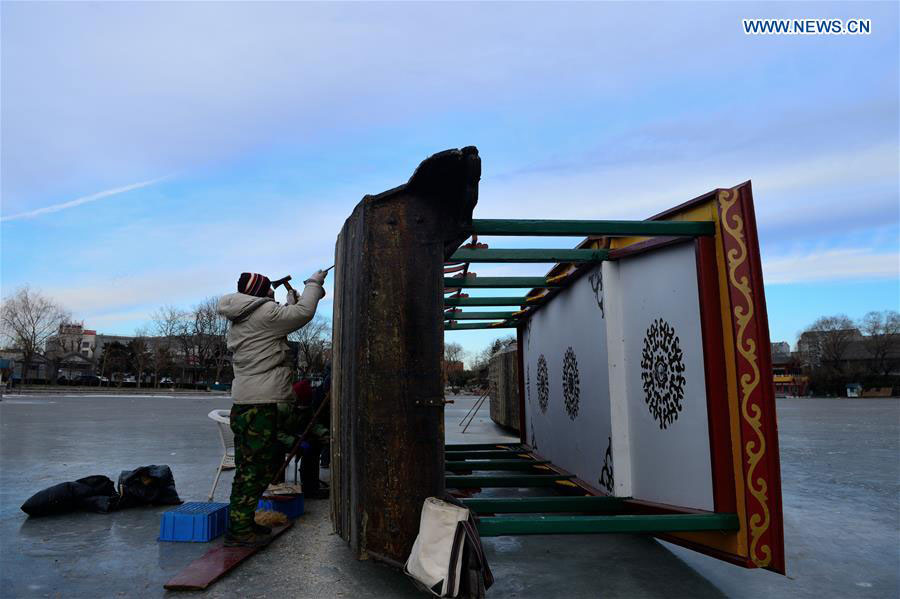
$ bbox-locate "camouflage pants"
[229,402,308,535]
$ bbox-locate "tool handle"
[269,393,331,488]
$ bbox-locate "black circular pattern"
[562,347,580,420]
[536,355,549,414]
[640,318,686,429]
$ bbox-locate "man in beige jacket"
[217,270,327,547]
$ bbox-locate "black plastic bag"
[21,475,118,517]
[116,465,183,508]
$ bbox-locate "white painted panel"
[617,242,714,511]
[602,260,632,498]
[522,264,614,494]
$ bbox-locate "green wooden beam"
[445,276,560,288]
[446,443,523,451]
[445,474,572,488]
[461,496,626,514]
[470,219,715,237]
[476,513,740,536]
[445,322,518,330]
[450,248,609,263]
[444,311,518,320]
[445,450,532,460]
[446,459,552,471]
[444,297,530,307]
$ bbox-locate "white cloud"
[763,249,899,284]
[1,176,170,222]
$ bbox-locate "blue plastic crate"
[158,502,229,542]
[257,494,304,519]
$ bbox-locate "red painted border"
[717,182,785,574]
[694,236,737,513]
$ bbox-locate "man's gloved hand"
[285,289,300,305]
[304,269,328,286]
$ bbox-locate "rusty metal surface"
[331,147,480,564]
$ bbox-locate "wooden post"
[331,147,480,565]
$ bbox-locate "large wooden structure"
[331,148,785,576]
[445,182,786,574]
[331,147,480,564]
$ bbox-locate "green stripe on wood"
[461,496,626,514]
[445,450,532,460]
[445,322,518,330]
[446,443,523,451]
[445,474,572,488]
[444,311,518,320]
[470,219,715,237]
[445,460,552,471]
[445,276,560,288]
[476,514,740,536]
[450,248,609,263]
[444,297,530,307]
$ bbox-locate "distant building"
[770,341,808,397]
[45,323,99,380]
[0,349,51,383]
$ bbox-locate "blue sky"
[2,2,898,363]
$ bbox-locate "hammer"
[272,265,335,292]
[271,275,294,292]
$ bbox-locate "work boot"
[252,522,273,535]
[223,530,271,548]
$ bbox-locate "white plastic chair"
[208,409,235,501]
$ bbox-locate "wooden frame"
[474,181,784,574]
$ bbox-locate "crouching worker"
[217,270,327,547]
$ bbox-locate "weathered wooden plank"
[476,514,740,536]
[331,147,480,564]
[163,523,294,591]
[449,248,609,263]
[470,219,715,237]
[489,343,520,432]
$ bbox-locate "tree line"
[0,286,332,387]
[799,310,899,395]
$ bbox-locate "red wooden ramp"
[164,522,293,591]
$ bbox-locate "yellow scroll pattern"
[719,188,771,567]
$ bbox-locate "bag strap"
[462,514,494,591]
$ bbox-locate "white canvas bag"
[405,497,471,597]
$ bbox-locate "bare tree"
[129,329,151,388]
[192,296,229,383]
[150,306,186,386]
[859,310,900,376]
[472,336,515,371]
[444,342,465,364]
[288,315,331,375]
[443,342,466,387]
[801,315,858,371]
[0,287,70,384]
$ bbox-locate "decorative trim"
[718,188,771,568]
